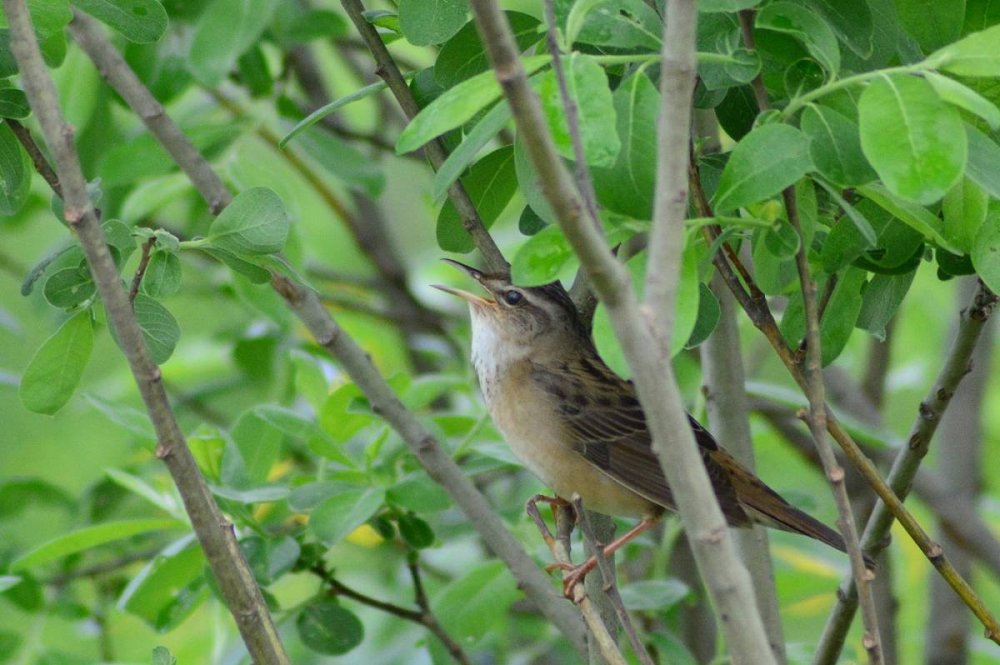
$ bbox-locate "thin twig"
[313,562,472,665]
[814,280,999,663]
[62,15,589,655]
[467,2,776,661]
[572,496,656,665]
[525,498,629,665]
[785,188,882,664]
[7,3,288,662]
[8,119,61,197]
[338,0,509,274]
[128,238,155,305]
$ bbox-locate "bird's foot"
[557,558,599,600]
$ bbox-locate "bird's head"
[432,259,589,362]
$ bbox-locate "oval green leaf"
[72,0,168,43]
[207,187,289,255]
[297,600,364,655]
[11,518,184,571]
[132,294,180,364]
[19,311,94,415]
[712,124,813,211]
[309,487,386,546]
[858,75,966,205]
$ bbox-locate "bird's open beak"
[432,259,493,305]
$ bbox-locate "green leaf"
[712,124,813,211]
[131,294,180,365]
[397,55,550,154]
[858,75,966,205]
[593,72,659,219]
[536,54,620,168]
[965,123,1000,198]
[280,79,393,148]
[140,251,182,298]
[756,2,840,77]
[71,0,168,43]
[120,537,206,631]
[819,267,866,365]
[931,23,1000,77]
[19,311,93,415]
[570,0,662,50]
[435,12,541,89]
[685,283,721,348]
[42,267,95,309]
[207,187,289,255]
[386,474,452,513]
[0,87,30,118]
[151,646,176,665]
[433,561,519,643]
[11,519,183,571]
[698,0,761,11]
[858,183,960,253]
[942,177,989,254]
[297,600,364,655]
[0,123,31,215]
[857,270,917,335]
[805,0,874,59]
[231,411,282,483]
[511,224,576,286]
[925,72,1000,130]
[397,513,435,549]
[619,579,691,611]
[814,178,878,247]
[310,488,386,546]
[437,146,517,252]
[188,0,277,85]
[85,394,156,441]
[801,105,876,187]
[398,0,467,46]
[895,0,964,52]
[432,101,511,202]
[320,383,373,442]
[971,209,1000,293]
[296,128,385,197]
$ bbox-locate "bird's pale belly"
[482,370,656,517]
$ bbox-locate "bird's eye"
[501,289,523,306]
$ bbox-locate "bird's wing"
[530,358,750,526]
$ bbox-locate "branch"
[785,189,882,663]
[467,2,776,661]
[703,275,786,663]
[338,0,509,274]
[572,497,656,665]
[753,401,1000,580]
[524,499,628,665]
[128,237,155,305]
[814,279,999,662]
[6,3,288,662]
[312,562,472,665]
[65,16,588,654]
[8,119,61,197]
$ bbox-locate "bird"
[433,259,866,582]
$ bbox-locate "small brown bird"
[434,259,858,568]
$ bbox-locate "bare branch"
[785,188,882,663]
[466,2,776,661]
[6,3,288,662]
[814,280,999,662]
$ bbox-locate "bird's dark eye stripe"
[502,289,523,305]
